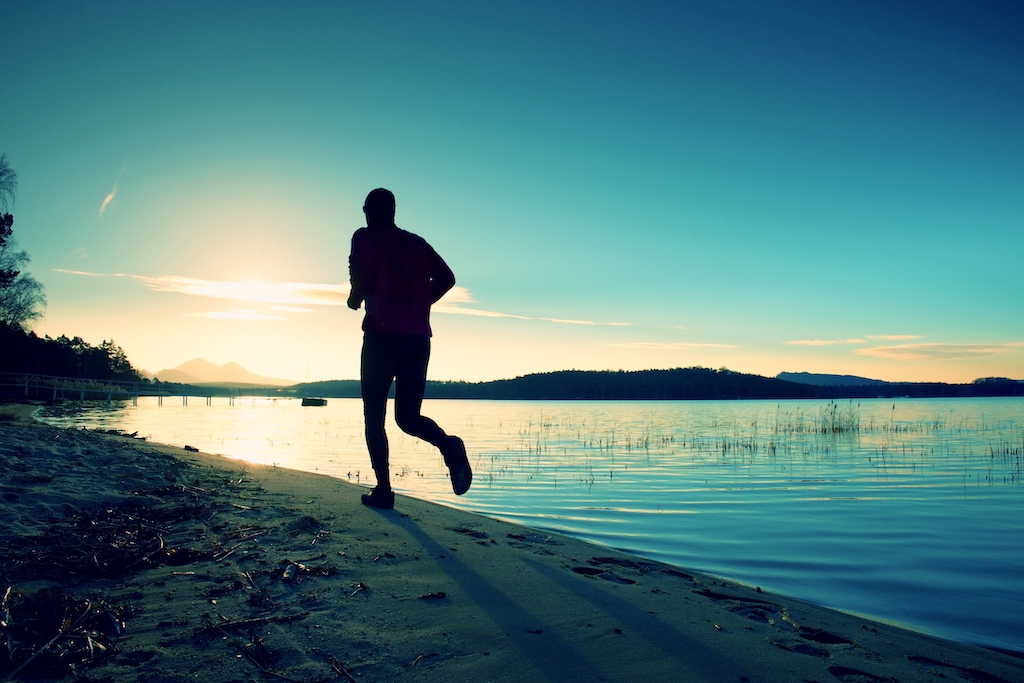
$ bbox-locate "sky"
[2,1,1022,384]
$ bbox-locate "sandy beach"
[1,403,1021,683]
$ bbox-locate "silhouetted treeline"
[425,368,822,399]
[0,322,143,382]
[291,368,1024,400]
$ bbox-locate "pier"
[0,373,248,406]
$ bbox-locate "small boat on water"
[301,397,328,407]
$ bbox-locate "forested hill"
[0,322,143,382]
[426,368,823,399]
[291,368,1024,400]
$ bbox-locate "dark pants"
[360,333,448,490]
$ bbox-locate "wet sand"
[1,403,1021,682]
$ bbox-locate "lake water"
[35,397,1024,654]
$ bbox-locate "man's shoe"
[361,487,395,510]
[442,436,472,495]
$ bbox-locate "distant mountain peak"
[777,371,888,387]
[156,358,294,386]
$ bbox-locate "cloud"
[435,286,474,305]
[855,342,1024,361]
[434,286,629,326]
[270,305,315,313]
[186,309,287,321]
[432,305,531,320]
[54,269,633,326]
[54,269,104,277]
[135,275,351,306]
[605,342,738,350]
[540,317,595,325]
[785,339,865,346]
[98,156,131,217]
[866,334,922,341]
[98,187,117,217]
[53,270,350,306]
[431,288,533,319]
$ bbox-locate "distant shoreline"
[7,366,1022,404]
[287,368,1024,401]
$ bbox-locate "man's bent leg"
[393,336,471,495]
[393,336,447,446]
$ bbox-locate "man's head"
[363,188,396,226]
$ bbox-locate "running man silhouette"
[347,188,472,509]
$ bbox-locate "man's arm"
[348,230,371,310]
[427,246,456,304]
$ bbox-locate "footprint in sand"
[769,638,830,658]
[827,665,895,682]
[906,655,1015,683]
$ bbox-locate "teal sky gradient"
[3,1,1022,382]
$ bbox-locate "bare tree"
[0,214,19,289]
[0,272,46,328]
[0,153,16,212]
[0,154,45,329]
